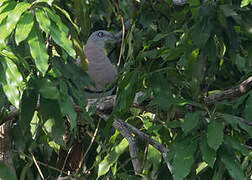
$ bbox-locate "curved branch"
[204,76,252,105]
[113,119,142,174]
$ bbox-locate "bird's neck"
[84,41,110,65]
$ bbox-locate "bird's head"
[87,30,117,49]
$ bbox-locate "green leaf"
[200,136,216,167]
[35,0,54,6]
[0,1,16,24]
[222,113,252,138]
[115,71,139,112]
[20,161,33,180]
[0,162,16,180]
[152,33,169,42]
[244,94,252,120]
[182,111,206,134]
[35,8,51,36]
[53,4,80,33]
[98,138,128,178]
[0,57,23,108]
[20,88,38,135]
[42,7,76,57]
[146,143,161,174]
[207,119,224,151]
[15,12,34,45]
[36,79,60,100]
[58,80,77,130]
[224,135,249,156]
[27,25,49,76]
[30,111,39,139]
[219,145,246,180]
[220,5,238,17]
[0,1,31,42]
[192,17,213,48]
[241,0,252,7]
[40,97,64,146]
[0,0,9,6]
[173,138,197,180]
[235,54,245,72]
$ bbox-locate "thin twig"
[113,1,126,67]
[59,146,73,178]
[13,150,68,174]
[31,152,45,180]
[75,118,101,176]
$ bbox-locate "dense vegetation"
[0,0,251,179]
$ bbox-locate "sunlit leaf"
[15,12,34,45]
[0,1,16,24]
[43,7,76,57]
[0,1,31,42]
[27,25,49,76]
[53,4,80,33]
[241,0,252,7]
[0,57,23,108]
[146,143,161,175]
[0,0,9,6]
[98,138,128,178]
[30,111,39,139]
[35,8,51,36]
[35,0,54,6]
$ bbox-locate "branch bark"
[86,93,173,174]
[204,76,252,105]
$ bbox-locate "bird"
[79,30,118,97]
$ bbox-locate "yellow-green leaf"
[0,1,16,24]
[98,138,128,178]
[35,9,51,36]
[43,7,76,57]
[0,57,23,108]
[0,2,31,42]
[15,12,34,45]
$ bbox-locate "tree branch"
[86,93,173,174]
[112,118,142,174]
[204,76,252,105]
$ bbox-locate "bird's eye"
[97,32,104,37]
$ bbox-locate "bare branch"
[114,118,173,174]
[113,119,142,174]
[205,76,252,105]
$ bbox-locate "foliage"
[0,0,252,179]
